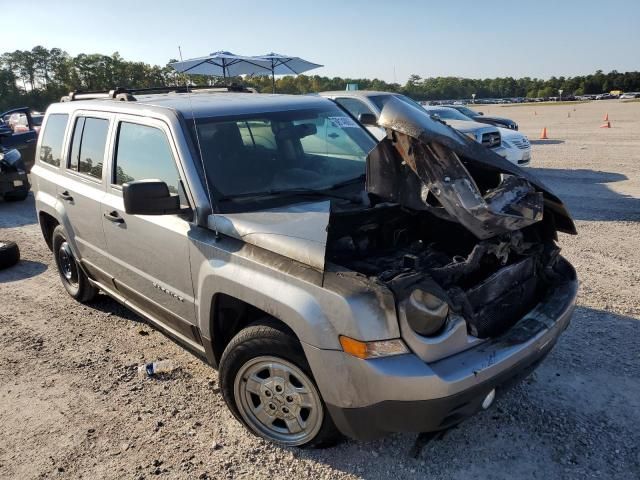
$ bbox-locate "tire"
[0,240,20,270]
[219,319,341,448]
[52,225,98,303]
[3,189,29,202]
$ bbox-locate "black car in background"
[0,107,39,172]
[445,105,519,130]
[0,121,30,202]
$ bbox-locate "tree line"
[2,46,640,111]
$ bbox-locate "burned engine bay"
[327,204,568,339]
[326,97,576,339]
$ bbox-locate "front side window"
[67,116,108,180]
[39,114,69,167]
[192,106,375,199]
[114,122,181,194]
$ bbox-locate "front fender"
[189,230,400,351]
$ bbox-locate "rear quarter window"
[38,114,69,167]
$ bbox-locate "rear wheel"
[52,225,98,303]
[219,319,340,448]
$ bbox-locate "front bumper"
[304,261,578,440]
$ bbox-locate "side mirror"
[478,111,484,116]
[358,113,378,126]
[123,179,181,215]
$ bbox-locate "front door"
[101,116,198,346]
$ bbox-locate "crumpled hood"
[367,97,576,239]
[210,201,330,271]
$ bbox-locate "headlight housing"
[405,289,449,336]
[464,132,476,141]
[339,336,409,359]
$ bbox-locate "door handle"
[328,132,339,139]
[104,211,125,224]
[57,191,73,202]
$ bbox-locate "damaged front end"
[327,98,577,346]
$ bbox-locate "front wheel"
[219,320,340,448]
[52,225,98,303]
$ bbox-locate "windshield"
[424,107,472,121]
[453,106,479,117]
[191,106,376,200]
[369,94,424,112]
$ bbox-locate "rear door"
[57,112,112,280]
[101,115,199,346]
[1,107,38,171]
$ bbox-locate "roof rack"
[60,84,256,102]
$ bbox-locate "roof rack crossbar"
[60,84,254,102]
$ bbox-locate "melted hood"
[210,201,330,271]
[367,97,576,239]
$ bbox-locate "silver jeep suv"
[31,86,578,447]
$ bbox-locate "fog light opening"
[482,389,496,410]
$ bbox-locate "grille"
[510,137,530,150]
[481,132,501,148]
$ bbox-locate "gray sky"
[2,0,638,83]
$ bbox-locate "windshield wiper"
[220,185,363,204]
[218,174,367,203]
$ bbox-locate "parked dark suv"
[31,86,578,447]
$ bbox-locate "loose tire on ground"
[219,318,341,448]
[0,241,20,270]
[52,225,98,303]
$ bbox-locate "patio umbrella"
[169,51,272,80]
[253,53,323,92]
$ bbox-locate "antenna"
[178,46,218,236]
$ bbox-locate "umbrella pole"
[272,70,276,93]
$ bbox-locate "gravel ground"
[1,100,639,480]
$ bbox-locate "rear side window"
[114,122,180,194]
[67,116,109,180]
[39,114,69,167]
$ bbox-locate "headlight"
[502,139,512,148]
[405,289,449,336]
[464,132,476,141]
[339,336,409,359]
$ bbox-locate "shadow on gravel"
[530,167,640,221]
[287,305,640,479]
[529,139,565,145]
[0,194,37,228]
[0,260,48,283]
[88,294,147,324]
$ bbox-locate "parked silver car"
[319,91,505,154]
[31,86,578,447]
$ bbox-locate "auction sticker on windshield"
[328,116,359,128]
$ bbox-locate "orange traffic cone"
[540,127,549,139]
[600,121,611,128]
[603,113,609,121]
